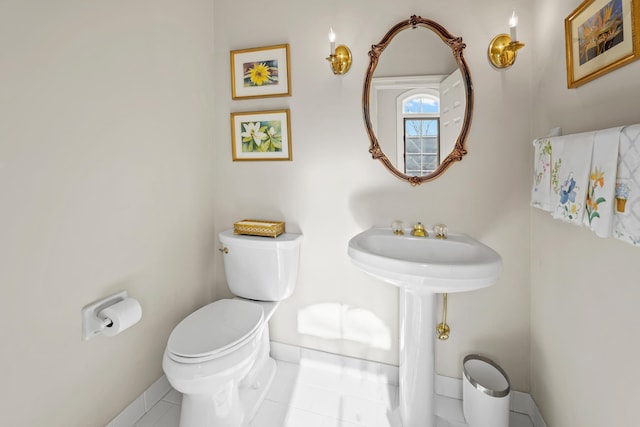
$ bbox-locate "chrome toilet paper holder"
[81,290,128,340]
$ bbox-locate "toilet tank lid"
[167,299,264,358]
[219,229,302,248]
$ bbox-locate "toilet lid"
[167,299,264,359]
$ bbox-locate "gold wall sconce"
[488,10,525,68]
[326,28,352,75]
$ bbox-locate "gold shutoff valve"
[437,293,450,340]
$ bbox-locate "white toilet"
[162,229,302,427]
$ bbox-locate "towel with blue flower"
[550,132,595,225]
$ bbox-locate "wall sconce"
[326,27,352,75]
[488,10,525,68]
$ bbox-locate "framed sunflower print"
[230,110,292,161]
[230,44,291,99]
[565,0,640,88]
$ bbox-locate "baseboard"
[108,342,547,427]
[269,341,399,385]
[105,375,172,427]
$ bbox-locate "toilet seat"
[167,299,264,364]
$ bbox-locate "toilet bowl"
[163,298,277,427]
[163,229,302,427]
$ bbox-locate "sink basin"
[348,227,502,293]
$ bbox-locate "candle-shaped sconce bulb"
[509,10,518,41]
[328,27,336,55]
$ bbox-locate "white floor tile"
[264,361,300,403]
[134,401,173,427]
[436,395,466,423]
[338,393,397,427]
[160,389,182,405]
[252,399,369,427]
[131,358,534,427]
[284,381,344,418]
[293,360,397,406]
[152,404,180,427]
[249,399,289,427]
[280,404,365,427]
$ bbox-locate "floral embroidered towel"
[583,127,623,237]
[531,138,553,212]
[551,132,595,225]
[613,125,640,246]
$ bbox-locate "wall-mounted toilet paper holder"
[81,290,132,340]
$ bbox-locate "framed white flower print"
[230,110,292,161]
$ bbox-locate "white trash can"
[462,354,510,427]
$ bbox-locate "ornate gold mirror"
[363,15,473,186]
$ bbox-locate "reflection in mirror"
[363,15,473,186]
[375,23,457,77]
[370,72,465,176]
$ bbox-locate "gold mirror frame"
[363,15,474,186]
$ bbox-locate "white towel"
[583,127,622,237]
[551,132,595,225]
[531,137,553,212]
[613,125,640,246]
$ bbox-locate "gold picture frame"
[565,0,640,88]
[230,109,292,161]
[230,44,291,99]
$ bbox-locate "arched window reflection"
[398,89,440,176]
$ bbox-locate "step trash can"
[462,354,511,427]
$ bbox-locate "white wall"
[0,1,217,425]
[530,1,640,426]
[213,0,533,392]
[1,0,543,425]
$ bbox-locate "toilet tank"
[218,229,302,301]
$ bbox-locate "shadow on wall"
[297,302,392,351]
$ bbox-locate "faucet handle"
[434,223,448,239]
[411,222,427,237]
[391,220,405,235]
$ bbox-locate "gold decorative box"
[233,219,285,238]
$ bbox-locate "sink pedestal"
[347,228,503,427]
[399,288,437,427]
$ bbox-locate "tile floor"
[134,359,533,427]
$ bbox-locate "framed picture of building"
[565,0,640,88]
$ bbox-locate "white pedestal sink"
[348,227,502,427]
